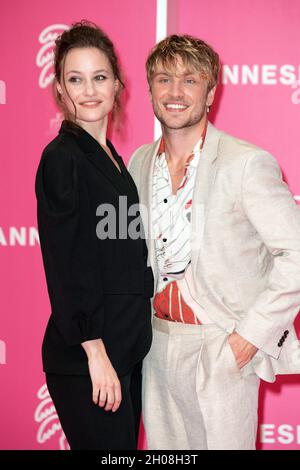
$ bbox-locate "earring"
[207,106,210,114]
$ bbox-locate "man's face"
[150,57,216,131]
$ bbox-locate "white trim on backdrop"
[154,0,168,140]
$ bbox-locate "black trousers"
[46,361,142,450]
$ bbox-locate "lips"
[80,101,101,108]
[164,102,189,112]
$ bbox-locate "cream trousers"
[142,316,260,450]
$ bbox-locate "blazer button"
[278,341,283,347]
[284,330,289,337]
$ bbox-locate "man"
[128,35,300,450]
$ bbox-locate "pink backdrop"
[171,0,300,450]
[0,0,299,450]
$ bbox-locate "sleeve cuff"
[53,308,105,347]
[235,314,286,359]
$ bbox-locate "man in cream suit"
[128,34,300,450]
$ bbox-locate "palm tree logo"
[34,384,69,450]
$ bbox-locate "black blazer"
[35,121,154,376]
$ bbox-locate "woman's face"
[57,47,119,125]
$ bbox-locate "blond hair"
[146,34,220,91]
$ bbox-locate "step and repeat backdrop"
[0,0,299,450]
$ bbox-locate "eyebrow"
[154,71,198,77]
[66,69,110,75]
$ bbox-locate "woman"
[35,21,153,450]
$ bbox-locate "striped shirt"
[152,123,213,324]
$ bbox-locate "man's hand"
[227,332,258,369]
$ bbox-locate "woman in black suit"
[35,21,153,450]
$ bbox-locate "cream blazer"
[128,122,300,382]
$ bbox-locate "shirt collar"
[156,119,208,169]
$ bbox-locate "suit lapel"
[85,151,129,195]
[191,122,221,249]
[138,139,161,286]
[132,123,221,288]
[59,120,128,195]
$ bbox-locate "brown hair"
[146,34,220,91]
[53,20,124,120]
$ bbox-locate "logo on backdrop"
[35,384,69,450]
[222,64,300,86]
[291,80,300,105]
[0,80,6,104]
[0,227,39,246]
[0,340,6,365]
[260,424,300,445]
[48,112,63,136]
[36,24,69,89]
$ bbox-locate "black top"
[35,120,153,376]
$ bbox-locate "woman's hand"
[81,339,122,412]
